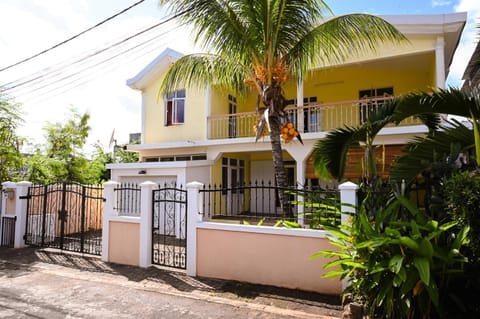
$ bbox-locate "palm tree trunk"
[269,114,291,217]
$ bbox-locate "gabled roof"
[462,41,480,90]
[127,48,184,90]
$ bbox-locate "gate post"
[139,181,156,268]
[338,181,358,226]
[12,181,32,248]
[338,181,358,290]
[102,181,119,262]
[186,181,204,276]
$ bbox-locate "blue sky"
[0,0,478,153]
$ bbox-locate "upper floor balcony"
[207,97,421,140]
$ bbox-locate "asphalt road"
[0,248,341,319]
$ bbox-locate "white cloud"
[432,1,453,7]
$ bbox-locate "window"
[165,89,186,126]
[359,87,393,124]
[221,157,245,194]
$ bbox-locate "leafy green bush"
[445,170,480,260]
[314,196,469,318]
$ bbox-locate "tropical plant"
[389,119,475,185]
[157,0,405,213]
[392,87,480,166]
[312,97,440,182]
[315,196,469,318]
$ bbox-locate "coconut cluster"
[281,122,298,143]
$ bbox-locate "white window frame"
[165,89,186,126]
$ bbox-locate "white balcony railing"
[207,97,420,140]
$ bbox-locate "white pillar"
[338,181,359,226]
[102,181,119,262]
[139,181,156,268]
[186,181,204,276]
[435,36,446,89]
[338,181,359,291]
[296,78,304,132]
[13,181,32,248]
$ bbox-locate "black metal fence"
[152,184,187,269]
[200,181,340,228]
[114,182,141,216]
[1,216,15,247]
[24,183,104,255]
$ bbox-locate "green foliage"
[0,94,23,182]
[315,196,469,318]
[445,170,480,261]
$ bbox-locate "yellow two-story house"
[108,12,466,199]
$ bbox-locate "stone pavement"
[0,247,342,318]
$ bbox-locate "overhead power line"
[3,16,178,92]
[0,0,146,73]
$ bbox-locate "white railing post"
[13,181,32,248]
[139,181,156,268]
[338,181,359,226]
[102,181,119,262]
[186,181,204,276]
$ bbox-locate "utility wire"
[3,16,177,92]
[0,0,146,73]
[12,25,180,103]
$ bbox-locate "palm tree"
[158,0,405,214]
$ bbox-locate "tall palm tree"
[158,0,405,213]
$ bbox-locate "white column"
[102,181,119,262]
[186,181,204,276]
[13,181,32,248]
[205,85,211,140]
[296,78,304,132]
[435,36,446,89]
[139,181,156,268]
[338,181,359,291]
[338,181,359,226]
[296,158,306,226]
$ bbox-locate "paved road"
[0,248,342,319]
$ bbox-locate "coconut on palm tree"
[158,0,405,214]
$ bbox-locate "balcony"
[207,97,420,140]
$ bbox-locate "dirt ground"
[0,247,343,318]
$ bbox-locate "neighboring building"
[108,13,466,193]
[462,41,480,90]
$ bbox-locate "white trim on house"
[126,48,184,90]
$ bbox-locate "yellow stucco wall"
[142,73,207,144]
[142,35,436,144]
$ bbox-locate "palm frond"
[390,119,475,184]
[287,14,406,78]
[393,88,480,120]
[158,0,261,64]
[312,126,362,181]
[159,53,250,96]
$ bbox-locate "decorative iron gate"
[1,216,15,247]
[152,184,187,269]
[23,183,104,255]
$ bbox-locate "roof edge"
[126,48,184,90]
